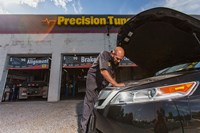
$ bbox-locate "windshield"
[156,62,200,76]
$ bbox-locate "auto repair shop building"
[0,14,137,102]
[1,14,199,102]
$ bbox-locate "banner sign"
[63,55,136,68]
[8,57,49,69]
[63,55,97,68]
[0,15,132,34]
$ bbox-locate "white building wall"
[0,33,117,102]
[0,50,9,101]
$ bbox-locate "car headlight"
[110,81,198,105]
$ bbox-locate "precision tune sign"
[57,16,130,26]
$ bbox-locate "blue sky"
[0,0,200,15]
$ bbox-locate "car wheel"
[87,113,97,133]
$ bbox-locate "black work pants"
[80,75,98,133]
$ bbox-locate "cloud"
[52,0,72,11]
[0,0,44,8]
[0,7,9,14]
[0,0,83,14]
[126,1,161,14]
[52,0,82,13]
[72,0,82,14]
[20,0,45,8]
[163,0,200,14]
[134,0,200,15]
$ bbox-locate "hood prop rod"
[193,32,200,46]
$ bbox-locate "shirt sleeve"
[99,51,110,70]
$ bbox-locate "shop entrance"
[61,54,97,99]
[60,54,137,99]
[3,56,50,102]
[61,68,88,99]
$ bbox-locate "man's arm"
[100,69,125,87]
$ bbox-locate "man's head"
[111,46,125,64]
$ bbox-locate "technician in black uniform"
[80,47,125,133]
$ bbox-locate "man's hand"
[113,83,125,87]
[101,69,125,87]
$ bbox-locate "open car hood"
[117,7,200,75]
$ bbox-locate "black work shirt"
[87,51,119,89]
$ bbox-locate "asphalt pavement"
[0,100,83,133]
